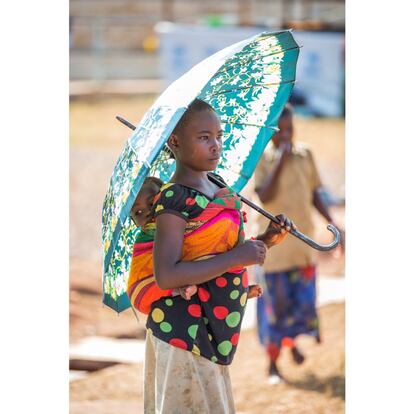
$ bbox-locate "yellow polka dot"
[151,308,164,323]
[233,277,241,286]
[240,292,247,307]
[192,344,201,356]
[155,204,164,212]
[147,328,153,335]
[208,334,213,341]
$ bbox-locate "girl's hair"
[172,99,215,135]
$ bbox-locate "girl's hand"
[232,240,267,267]
[247,284,263,299]
[259,214,296,248]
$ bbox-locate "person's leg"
[257,292,283,383]
[287,265,320,363]
[281,336,305,365]
[266,342,285,384]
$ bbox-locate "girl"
[254,103,344,384]
[131,99,293,413]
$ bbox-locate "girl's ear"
[168,133,179,151]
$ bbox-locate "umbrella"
[102,30,321,313]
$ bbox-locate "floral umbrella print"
[102,30,300,312]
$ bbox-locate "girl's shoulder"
[152,182,208,222]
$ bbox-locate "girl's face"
[169,110,223,171]
[272,114,293,149]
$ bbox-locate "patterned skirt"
[256,265,319,348]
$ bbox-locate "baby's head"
[271,103,294,149]
[130,176,164,227]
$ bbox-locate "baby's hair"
[173,98,215,135]
[143,176,164,190]
[280,102,294,118]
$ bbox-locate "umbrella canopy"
[102,30,300,312]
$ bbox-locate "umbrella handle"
[206,173,341,252]
[115,116,341,251]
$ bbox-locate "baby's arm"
[172,285,198,300]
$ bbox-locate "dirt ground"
[70,95,345,412]
[70,303,344,414]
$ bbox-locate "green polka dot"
[203,317,209,325]
[165,298,173,306]
[188,324,199,339]
[226,311,241,328]
[165,190,174,197]
[151,308,164,323]
[160,322,172,333]
[211,356,218,363]
[240,292,247,307]
[217,340,232,356]
[230,290,240,300]
[233,277,241,286]
[195,195,209,208]
[182,211,189,217]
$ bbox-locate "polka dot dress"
[146,181,249,365]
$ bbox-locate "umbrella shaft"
[115,116,340,251]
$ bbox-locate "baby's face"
[130,186,156,227]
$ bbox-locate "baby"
[131,176,263,300]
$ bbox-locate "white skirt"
[144,330,235,414]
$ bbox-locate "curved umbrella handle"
[115,116,341,252]
[285,224,340,252]
[206,172,341,252]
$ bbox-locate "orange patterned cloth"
[127,184,245,315]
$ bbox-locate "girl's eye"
[199,136,209,140]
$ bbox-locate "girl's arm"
[153,213,267,290]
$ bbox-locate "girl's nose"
[211,138,221,152]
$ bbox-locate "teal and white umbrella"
[102,30,300,312]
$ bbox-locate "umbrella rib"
[212,45,300,77]
[222,121,278,130]
[204,79,296,98]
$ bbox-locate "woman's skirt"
[144,330,235,414]
[256,265,320,349]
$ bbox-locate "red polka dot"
[185,197,196,205]
[213,306,229,320]
[216,277,227,288]
[169,338,188,350]
[242,271,249,288]
[230,333,240,345]
[198,287,210,302]
[188,304,202,317]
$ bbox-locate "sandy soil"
[70,303,344,414]
[70,95,345,412]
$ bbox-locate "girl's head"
[271,103,294,149]
[130,176,164,227]
[168,99,222,171]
